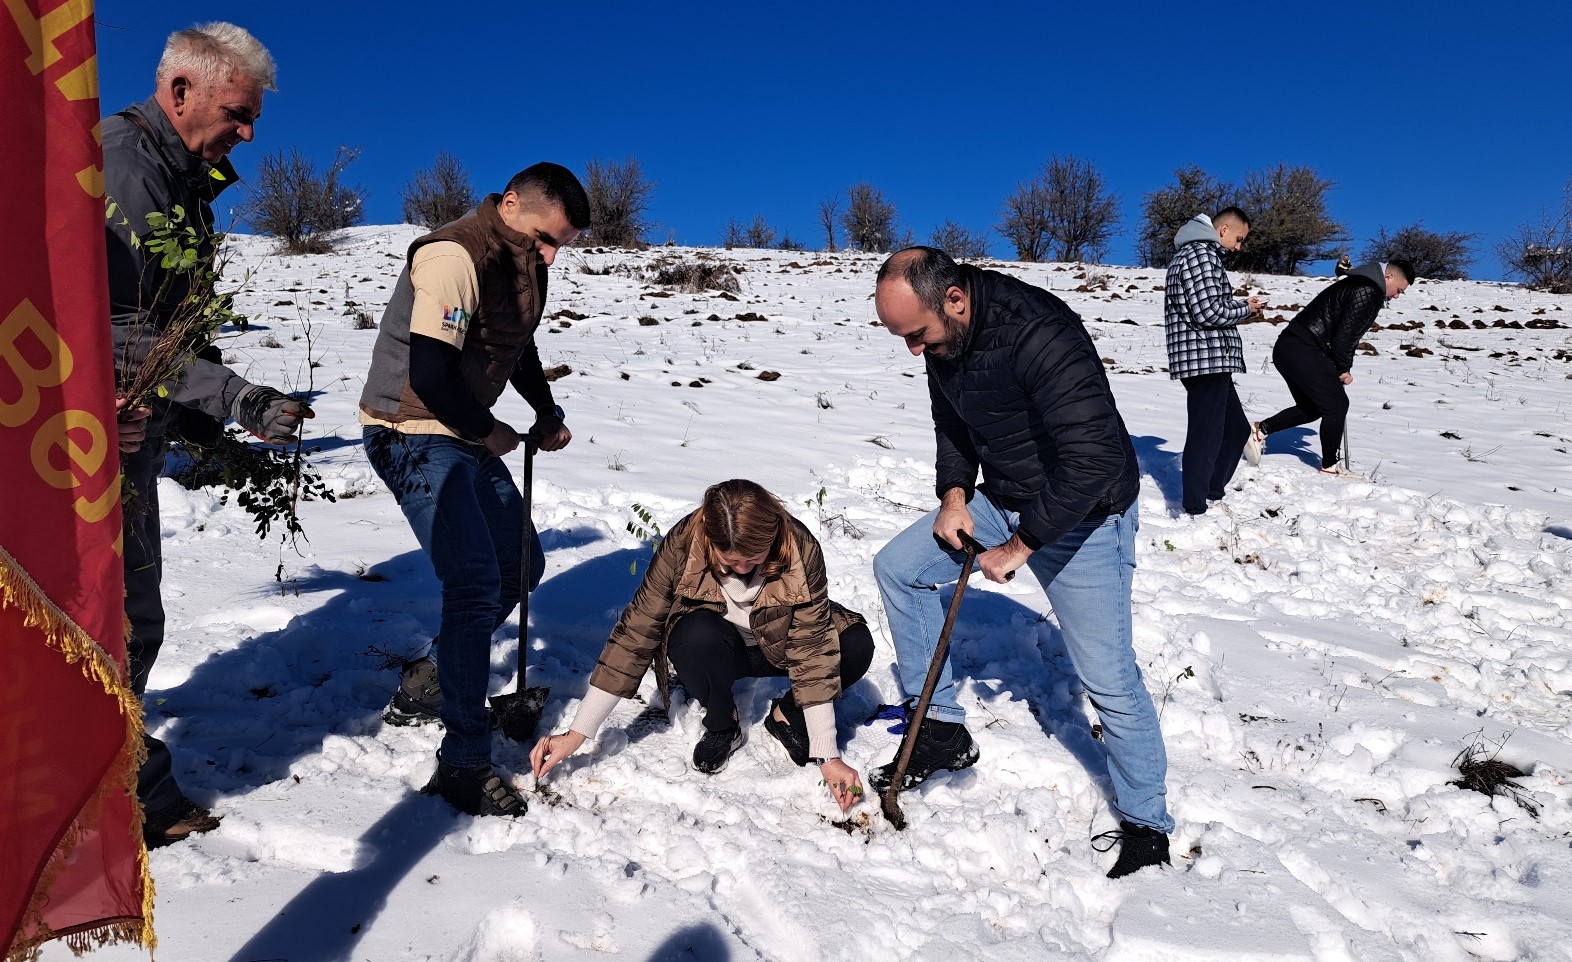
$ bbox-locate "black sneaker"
[869,717,979,791]
[763,695,811,767]
[422,755,526,817]
[1093,821,1170,879]
[385,656,442,726]
[692,723,746,774]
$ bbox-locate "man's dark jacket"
[103,96,249,437]
[1281,262,1387,374]
[927,265,1139,551]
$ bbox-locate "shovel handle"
[881,535,981,823]
[514,437,537,696]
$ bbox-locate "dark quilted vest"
[392,194,547,422]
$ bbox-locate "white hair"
[155,22,277,91]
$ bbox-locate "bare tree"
[720,215,778,249]
[1497,179,1572,293]
[818,193,841,252]
[745,215,776,249]
[400,151,477,228]
[245,146,366,254]
[1362,223,1476,280]
[1136,165,1232,268]
[720,217,744,249]
[929,220,990,260]
[1230,164,1346,275]
[582,157,655,247]
[841,183,899,253]
[999,156,1120,263]
[997,173,1051,262]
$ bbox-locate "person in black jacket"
[870,247,1172,879]
[1248,259,1414,474]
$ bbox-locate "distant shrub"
[818,193,841,252]
[722,215,779,250]
[998,155,1119,263]
[1497,179,1572,293]
[648,254,740,294]
[929,220,991,260]
[1136,165,1231,268]
[1362,223,1476,280]
[583,157,655,247]
[841,183,900,253]
[245,146,366,254]
[400,151,476,228]
[1230,164,1346,275]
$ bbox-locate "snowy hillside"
[51,228,1572,962]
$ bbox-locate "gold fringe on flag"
[1,544,156,961]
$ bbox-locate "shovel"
[881,530,984,830]
[490,435,551,741]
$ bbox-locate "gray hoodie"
[1173,214,1220,249]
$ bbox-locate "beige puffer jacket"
[588,512,864,708]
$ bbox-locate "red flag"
[1,2,154,958]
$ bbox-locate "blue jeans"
[364,427,544,767]
[873,493,1172,832]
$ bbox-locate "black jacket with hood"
[1282,262,1388,374]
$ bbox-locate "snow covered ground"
[49,228,1572,961]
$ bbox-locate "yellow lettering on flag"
[3,0,94,75]
[78,119,105,197]
[31,409,118,523]
[0,298,74,428]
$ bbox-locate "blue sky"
[94,1,1570,279]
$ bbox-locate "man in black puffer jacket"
[1249,259,1414,474]
[871,247,1171,879]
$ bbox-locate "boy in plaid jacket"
[1163,208,1261,515]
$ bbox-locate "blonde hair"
[156,22,278,91]
[695,479,794,579]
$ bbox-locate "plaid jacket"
[1163,235,1252,379]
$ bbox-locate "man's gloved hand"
[230,384,315,444]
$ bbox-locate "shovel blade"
[490,685,550,742]
[879,787,908,831]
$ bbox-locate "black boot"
[692,723,746,774]
[869,716,979,791]
[1094,821,1170,879]
[422,755,526,817]
[385,656,443,726]
[763,694,811,767]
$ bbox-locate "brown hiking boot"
[144,798,222,849]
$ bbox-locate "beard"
[926,313,968,359]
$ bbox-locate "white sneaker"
[1318,465,1365,481]
[1243,422,1265,466]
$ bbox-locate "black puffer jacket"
[927,266,1139,551]
[1283,262,1387,373]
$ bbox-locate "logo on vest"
[441,305,469,336]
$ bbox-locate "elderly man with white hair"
[103,22,312,849]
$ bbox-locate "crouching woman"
[530,479,873,810]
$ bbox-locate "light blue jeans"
[873,493,1172,832]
